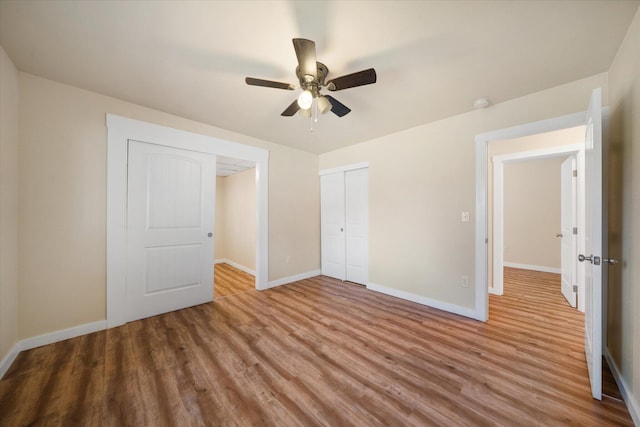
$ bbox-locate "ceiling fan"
[245,38,377,120]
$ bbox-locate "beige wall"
[267,143,321,279]
[607,7,640,420]
[17,72,319,340]
[319,73,607,310]
[487,126,585,285]
[215,169,256,271]
[0,47,19,362]
[214,176,227,263]
[503,157,564,269]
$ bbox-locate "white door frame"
[475,108,609,322]
[320,162,370,176]
[319,162,369,284]
[491,143,583,297]
[475,111,589,321]
[106,114,269,328]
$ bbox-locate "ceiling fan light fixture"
[299,107,311,117]
[298,90,313,110]
[246,38,377,120]
[318,96,332,114]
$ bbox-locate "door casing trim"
[491,143,584,298]
[474,111,587,321]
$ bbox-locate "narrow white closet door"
[345,168,369,285]
[321,173,346,280]
[560,155,577,307]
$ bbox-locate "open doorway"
[214,156,257,298]
[487,126,585,312]
[475,89,609,400]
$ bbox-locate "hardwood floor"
[0,268,632,426]
[214,263,255,298]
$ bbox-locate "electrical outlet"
[460,275,469,288]
[461,211,470,223]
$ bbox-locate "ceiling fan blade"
[325,95,351,117]
[326,68,377,91]
[245,77,295,90]
[293,38,317,81]
[281,99,301,116]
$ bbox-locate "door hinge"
[573,170,577,177]
[573,227,578,235]
[573,285,578,292]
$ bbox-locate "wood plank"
[214,262,255,298]
[0,267,633,425]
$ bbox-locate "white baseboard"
[0,320,107,380]
[0,342,21,379]
[265,269,321,290]
[215,259,255,276]
[488,287,503,296]
[503,262,561,274]
[20,320,107,351]
[604,347,640,426]
[367,282,480,320]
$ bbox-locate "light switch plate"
[461,211,470,223]
[461,275,469,287]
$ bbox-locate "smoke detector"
[473,98,490,109]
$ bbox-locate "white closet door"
[127,140,216,322]
[345,169,369,284]
[560,155,577,307]
[321,173,346,280]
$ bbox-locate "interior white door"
[560,155,577,307]
[127,140,216,322]
[581,88,603,400]
[345,169,369,285]
[321,173,346,280]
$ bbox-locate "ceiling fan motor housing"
[297,62,329,95]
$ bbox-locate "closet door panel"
[345,169,368,284]
[321,173,346,280]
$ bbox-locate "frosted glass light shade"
[317,96,332,114]
[297,90,313,109]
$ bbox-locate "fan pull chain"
[310,97,319,132]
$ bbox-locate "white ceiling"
[1,1,638,154]
[216,156,254,177]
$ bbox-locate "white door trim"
[319,164,370,285]
[106,114,269,327]
[475,108,609,321]
[319,162,369,176]
[491,143,584,296]
[474,111,587,322]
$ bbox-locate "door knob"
[578,254,601,265]
[556,232,563,238]
[208,233,213,237]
